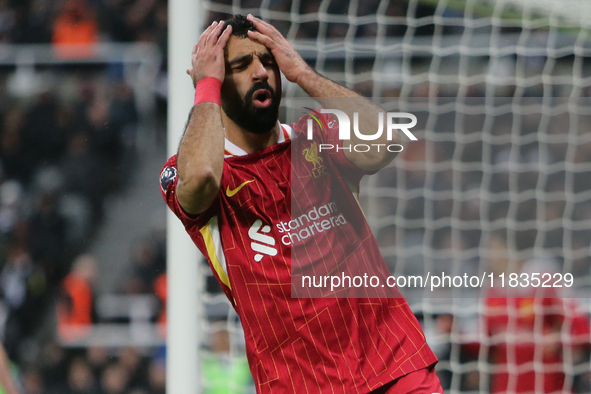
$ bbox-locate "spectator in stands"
[120,223,166,295]
[39,341,68,392]
[21,91,65,170]
[0,241,47,362]
[21,369,44,394]
[147,359,165,394]
[128,389,149,394]
[52,0,98,59]
[0,244,34,359]
[85,92,122,191]
[118,347,149,392]
[100,363,129,394]
[108,81,138,182]
[59,132,106,224]
[85,347,109,380]
[124,240,159,294]
[98,0,134,42]
[153,1,167,67]
[124,0,160,42]
[65,358,99,394]
[0,0,14,43]
[10,1,51,44]
[428,314,453,390]
[152,273,166,338]
[0,181,24,236]
[0,107,31,185]
[56,254,97,343]
[85,92,112,154]
[30,192,68,284]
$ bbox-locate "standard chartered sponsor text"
[278,201,347,245]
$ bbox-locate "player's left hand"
[246,14,312,84]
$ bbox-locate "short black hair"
[224,14,255,38]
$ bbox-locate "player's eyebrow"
[258,52,275,63]
[228,54,253,66]
[228,52,275,67]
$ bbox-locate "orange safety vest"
[52,14,98,59]
[153,273,167,338]
[57,273,93,341]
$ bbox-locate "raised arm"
[176,21,232,215]
[246,15,400,172]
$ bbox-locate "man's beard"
[222,81,281,135]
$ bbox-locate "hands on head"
[186,21,233,86]
[245,14,311,84]
[186,15,312,87]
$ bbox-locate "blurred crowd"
[0,0,167,46]
[0,72,138,363]
[0,0,148,387]
[18,345,165,394]
[0,75,163,394]
[4,211,169,394]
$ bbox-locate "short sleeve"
[159,155,218,226]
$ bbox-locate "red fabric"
[487,294,589,393]
[161,114,437,393]
[462,288,591,393]
[194,77,222,106]
[371,364,443,394]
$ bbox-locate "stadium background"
[0,0,588,393]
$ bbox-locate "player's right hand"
[186,21,233,86]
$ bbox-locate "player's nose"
[251,58,269,82]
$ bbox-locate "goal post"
[167,0,203,393]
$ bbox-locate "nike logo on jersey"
[248,219,277,262]
[226,179,255,197]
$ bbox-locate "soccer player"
[473,230,590,393]
[161,14,442,393]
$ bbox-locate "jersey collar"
[224,123,293,158]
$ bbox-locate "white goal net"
[195,0,591,393]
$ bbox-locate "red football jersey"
[484,287,590,393]
[160,114,437,393]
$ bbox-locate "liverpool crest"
[303,142,328,178]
